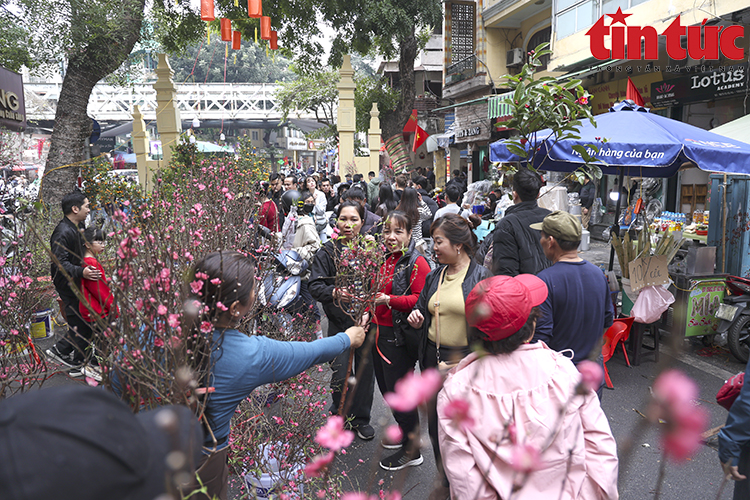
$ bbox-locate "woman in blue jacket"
[188,251,365,500]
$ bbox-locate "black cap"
[0,385,203,500]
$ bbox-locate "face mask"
[302,204,315,215]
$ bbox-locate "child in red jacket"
[78,226,118,380]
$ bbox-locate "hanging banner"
[0,66,26,132]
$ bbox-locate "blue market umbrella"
[490,100,750,271]
[489,101,750,177]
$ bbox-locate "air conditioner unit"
[507,48,524,68]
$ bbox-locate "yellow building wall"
[484,8,560,85]
[552,0,750,70]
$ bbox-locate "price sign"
[628,255,669,293]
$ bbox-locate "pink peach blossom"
[576,360,604,393]
[384,368,443,412]
[314,415,354,451]
[384,425,403,445]
[442,397,475,432]
[649,369,709,462]
[510,442,542,473]
[304,451,334,478]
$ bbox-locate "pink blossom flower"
[385,492,402,500]
[190,280,204,295]
[85,377,99,387]
[576,360,604,393]
[649,369,709,462]
[510,442,542,473]
[442,397,475,432]
[167,314,180,328]
[314,415,354,451]
[384,425,403,446]
[200,321,213,334]
[384,368,443,412]
[157,305,168,316]
[304,451,334,478]
[341,494,377,500]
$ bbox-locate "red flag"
[626,77,644,107]
[403,109,418,134]
[412,125,428,152]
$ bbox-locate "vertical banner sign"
[0,66,26,132]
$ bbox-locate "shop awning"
[487,92,514,120]
[426,130,455,152]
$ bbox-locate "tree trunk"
[41,0,146,211]
[380,30,418,172]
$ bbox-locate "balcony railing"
[445,55,477,86]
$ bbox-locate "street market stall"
[489,100,750,363]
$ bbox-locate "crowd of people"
[19,164,748,500]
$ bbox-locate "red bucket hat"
[465,275,548,341]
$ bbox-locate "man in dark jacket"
[45,191,100,371]
[579,177,596,229]
[493,168,552,276]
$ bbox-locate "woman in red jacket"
[79,226,119,380]
[372,210,430,471]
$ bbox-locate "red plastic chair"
[602,317,636,389]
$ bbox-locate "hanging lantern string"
[220,42,228,138]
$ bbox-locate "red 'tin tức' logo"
[586,8,745,61]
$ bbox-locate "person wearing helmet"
[280,190,301,250]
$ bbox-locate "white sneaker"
[80,365,103,382]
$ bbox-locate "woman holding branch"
[371,211,431,471]
[309,200,376,440]
[185,251,366,500]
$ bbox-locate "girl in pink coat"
[437,274,619,499]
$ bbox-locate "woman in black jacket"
[407,213,491,490]
[309,200,376,440]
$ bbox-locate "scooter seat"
[724,295,750,304]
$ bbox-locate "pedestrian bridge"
[24,82,315,122]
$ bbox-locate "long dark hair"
[187,251,256,384]
[430,213,479,256]
[374,183,397,215]
[395,187,420,228]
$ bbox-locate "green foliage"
[498,43,602,183]
[275,69,339,124]
[0,11,34,72]
[169,38,295,84]
[354,75,399,133]
[81,157,145,211]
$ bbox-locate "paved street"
[33,239,745,499]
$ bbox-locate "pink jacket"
[437,342,619,500]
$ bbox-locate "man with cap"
[0,385,203,500]
[437,275,619,499]
[530,211,614,369]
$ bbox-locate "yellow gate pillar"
[153,54,182,167]
[368,103,381,174]
[337,55,356,171]
[132,106,155,191]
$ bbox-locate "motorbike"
[255,250,320,338]
[715,275,750,363]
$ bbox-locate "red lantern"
[232,31,241,50]
[200,0,215,21]
[270,30,278,50]
[260,16,271,40]
[248,0,262,18]
[220,18,232,41]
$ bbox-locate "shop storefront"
[453,101,492,183]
